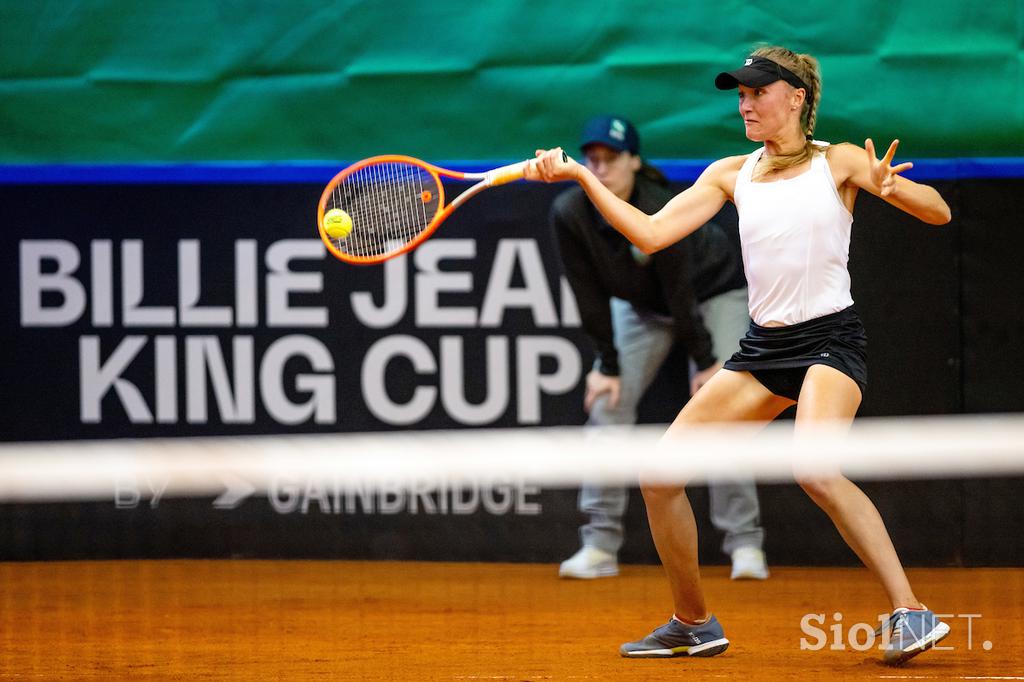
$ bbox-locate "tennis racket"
[317,155,538,265]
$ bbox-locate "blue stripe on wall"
[2,158,1024,185]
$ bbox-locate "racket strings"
[326,162,441,259]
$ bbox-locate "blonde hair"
[749,45,825,179]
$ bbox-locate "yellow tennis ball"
[324,208,353,239]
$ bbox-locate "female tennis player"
[528,45,952,666]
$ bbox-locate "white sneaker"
[558,546,619,579]
[730,546,769,580]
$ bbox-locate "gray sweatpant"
[578,287,765,557]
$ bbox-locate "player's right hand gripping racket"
[317,155,535,265]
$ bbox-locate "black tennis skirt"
[723,306,867,401]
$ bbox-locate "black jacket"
[550,174,746,375]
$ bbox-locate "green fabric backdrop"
[1,0,1020,162]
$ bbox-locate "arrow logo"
[212,475,256,509]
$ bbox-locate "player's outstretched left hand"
[865,138,914,198]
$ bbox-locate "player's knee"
[639,480,687,507]
[795,475,842,510]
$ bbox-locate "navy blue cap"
[579,115,639,155]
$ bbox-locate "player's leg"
[791,364,919,608]
[791,364,949,664]
[630,369,791,636]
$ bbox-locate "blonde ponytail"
[750,46,826,179]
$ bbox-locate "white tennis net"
[1,413,1022,503]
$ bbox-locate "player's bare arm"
[829,140,951,225]
[532,149,744,254]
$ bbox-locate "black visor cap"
[715,56,809,93]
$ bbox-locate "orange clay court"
[1,560,1021,680]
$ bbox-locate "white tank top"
[733,143,854,327]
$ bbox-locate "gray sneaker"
[876,607,951,666]
[620,615,730,658]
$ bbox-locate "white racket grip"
[485,160,529,186]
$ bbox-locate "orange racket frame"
[317,155,531,265]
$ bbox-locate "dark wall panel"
[958,180,1024,413]
[1,177,1022,565]
[848,186,962,416]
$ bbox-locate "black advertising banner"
[2,182,591,440]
